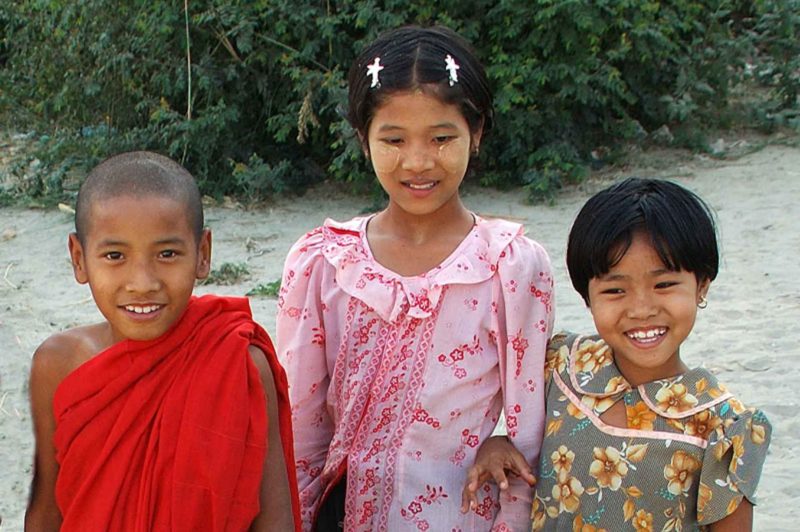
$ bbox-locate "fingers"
[460,466,485,513]
[508,453,536,487]
[488,462,510,491]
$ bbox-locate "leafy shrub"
[0,0,797,204]
[199,261,250,285]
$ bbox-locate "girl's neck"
[366,199,475,277]
[373,198,474,245]
[614,356,690,387]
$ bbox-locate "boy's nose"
[125,264,161,293]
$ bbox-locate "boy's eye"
[104,251,123,261]
[159,250,178,259]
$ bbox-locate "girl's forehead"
[370,90,467,128]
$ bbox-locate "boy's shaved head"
[75,151,203,243]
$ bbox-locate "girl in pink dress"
[276,26,553,531]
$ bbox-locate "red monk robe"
[52,295,299,530]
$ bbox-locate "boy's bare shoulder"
[32,323,113,382]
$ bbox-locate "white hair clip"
[367,57,384,89]
[445,54,460,86]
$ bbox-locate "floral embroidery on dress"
[532,333,772,531]
[278,216,553,531]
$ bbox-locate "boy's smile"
[587,232,709,386]
[69,194,211,343]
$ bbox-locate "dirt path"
[1,143,798,530]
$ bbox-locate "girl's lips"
[625,327,668,347]
[404,181,437,190]
[402,180,438,197]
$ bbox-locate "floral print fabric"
[533,333,772,531]
[276,216,554,531]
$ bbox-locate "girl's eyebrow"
[375,122,460,132]
[597,268,674,281]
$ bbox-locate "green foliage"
[246,279,281,298]
[200,261,250,285]
[1,0,797,203]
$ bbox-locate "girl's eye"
[104,251,123,261]
[601,288,623,295]
[382,137,403,145]
[655,281,678,289]
[434,135,454,144]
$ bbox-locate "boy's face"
[69,194,211,343]
[586,232,709,385]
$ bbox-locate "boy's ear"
[195,229,212,279]
[68,233,89,285]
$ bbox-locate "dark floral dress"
[532,333,771,531]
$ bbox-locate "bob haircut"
[75,151,204,245]
[347,25,494,142]
[567,177,719,305]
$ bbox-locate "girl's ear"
[698,277,711,302]
[358,132,370,158]
[68,233,89,285]
[470,120,484,154]
[195,229,212,279]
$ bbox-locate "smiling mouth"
[404,181,437,190]
[124,304,163,315]
[625,327,667,343]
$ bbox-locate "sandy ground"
[1,143,798,530]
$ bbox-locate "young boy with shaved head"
[25,151,299,531]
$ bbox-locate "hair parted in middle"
[566,177,719,305]
[347,25,494,142]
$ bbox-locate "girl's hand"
[460,436,535,513]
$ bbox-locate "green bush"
[0,0,797,204]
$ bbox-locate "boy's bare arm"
[25,338,67,531]
[248,346,295,532]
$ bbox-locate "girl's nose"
[626,292,658,319]
[400,144,436,173]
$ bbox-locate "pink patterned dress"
[276,215,554,531]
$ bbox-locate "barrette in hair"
[444,54,460,86]
[367,57,384,88]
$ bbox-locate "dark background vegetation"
[0,0,798,204]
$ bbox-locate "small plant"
[200,262,250,285]
[246,279,281,297]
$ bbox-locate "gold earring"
[697,295,708,309]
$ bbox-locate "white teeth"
[125,305,160,314]
[407,182,435,190]
[627,328,666,340]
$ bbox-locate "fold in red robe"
[53,295,300,531]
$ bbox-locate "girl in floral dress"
[462,178,771,531]
[276,26,553,531]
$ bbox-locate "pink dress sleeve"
[492,235,554,530]
[276,229,333,528]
